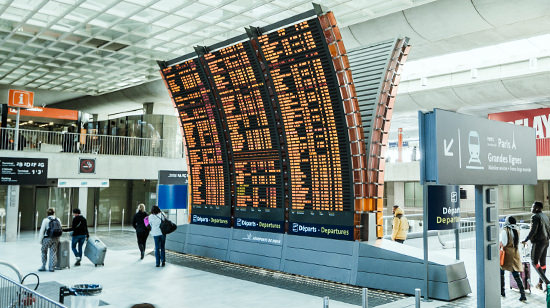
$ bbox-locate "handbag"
[160,213,177,235]
[143,216,151,231]
[499,247,505,266]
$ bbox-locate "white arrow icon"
[444,139,454,156]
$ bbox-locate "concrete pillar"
[5,185,19,242]
[540,181,548,208]
[393,181,405,209]
[78,187,88,217]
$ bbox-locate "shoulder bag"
[160,213,177,235]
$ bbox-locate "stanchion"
[35,211,39,236]
[1,212,4,241]
[323,296,329,308]
[94,208,98,234]
[415,288,421,308]
[362,288,368,308]
[17,212,21,238]
[121,209,125,231]
[108,209,111,233]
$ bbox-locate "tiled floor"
[0,230,548,307]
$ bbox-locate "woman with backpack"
[500,216,527,302]
[38,208,62,272]
[132,203,150,260]
[148,206,165,267]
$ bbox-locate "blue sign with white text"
[288,222,354,240]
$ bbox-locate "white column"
[5,185,20,242]
[393,181,405,208]
[78,187,88,217]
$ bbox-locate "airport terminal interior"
[1,0,550,307]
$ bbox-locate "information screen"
[161,59,230,227]
[204,42,284,232]
[0,157,47,185]
[258,18,352,229]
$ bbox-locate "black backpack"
[46,217,63,238]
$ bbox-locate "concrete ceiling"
[0,0,434,95]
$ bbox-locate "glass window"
[404,182,415,207]
[523,185,535,209]
[98,180,128,225]
[414,182,423,207]
[509,185,524,209]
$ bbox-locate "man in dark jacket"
[63,208,89,266]
[522,201,550,289]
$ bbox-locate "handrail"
[0,272,66,308]
[0,260,23,282]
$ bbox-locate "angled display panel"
[203,41,285,232]
[160,59,231,227]
[257,16,354,240]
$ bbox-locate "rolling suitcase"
[510,261,531,293]
[84,236,107,267]
[510,245,531,293]
[56,239,71,269]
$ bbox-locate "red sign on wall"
[489,107,550,156]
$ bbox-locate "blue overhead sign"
[419,109,537,185]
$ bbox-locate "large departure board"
[257,18,353,238]
[158,7,404,241]
[161,59,231,227]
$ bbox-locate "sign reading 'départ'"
[420,109,537,185]
[428,185,460,230]
[158,170,188,185]
[0,157,47,185]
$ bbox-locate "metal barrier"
[0,272,66,308]
[0,127,183,158]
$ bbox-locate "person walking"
[500,216,527,301]
[148,206,165,267]
[63,208,89,266]
[132,203,150,260]
[391,205,409,244]
[522,201,550,290]
[521,201,550,290]
[38,208,62,272]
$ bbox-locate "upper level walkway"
[0,127,183,159]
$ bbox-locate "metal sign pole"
[455,228,460,260]
[14,107,20,150]
[475,186,485,308]
[422,184,429,301]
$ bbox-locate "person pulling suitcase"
[63,208,89,266]
[500,216,527,302]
